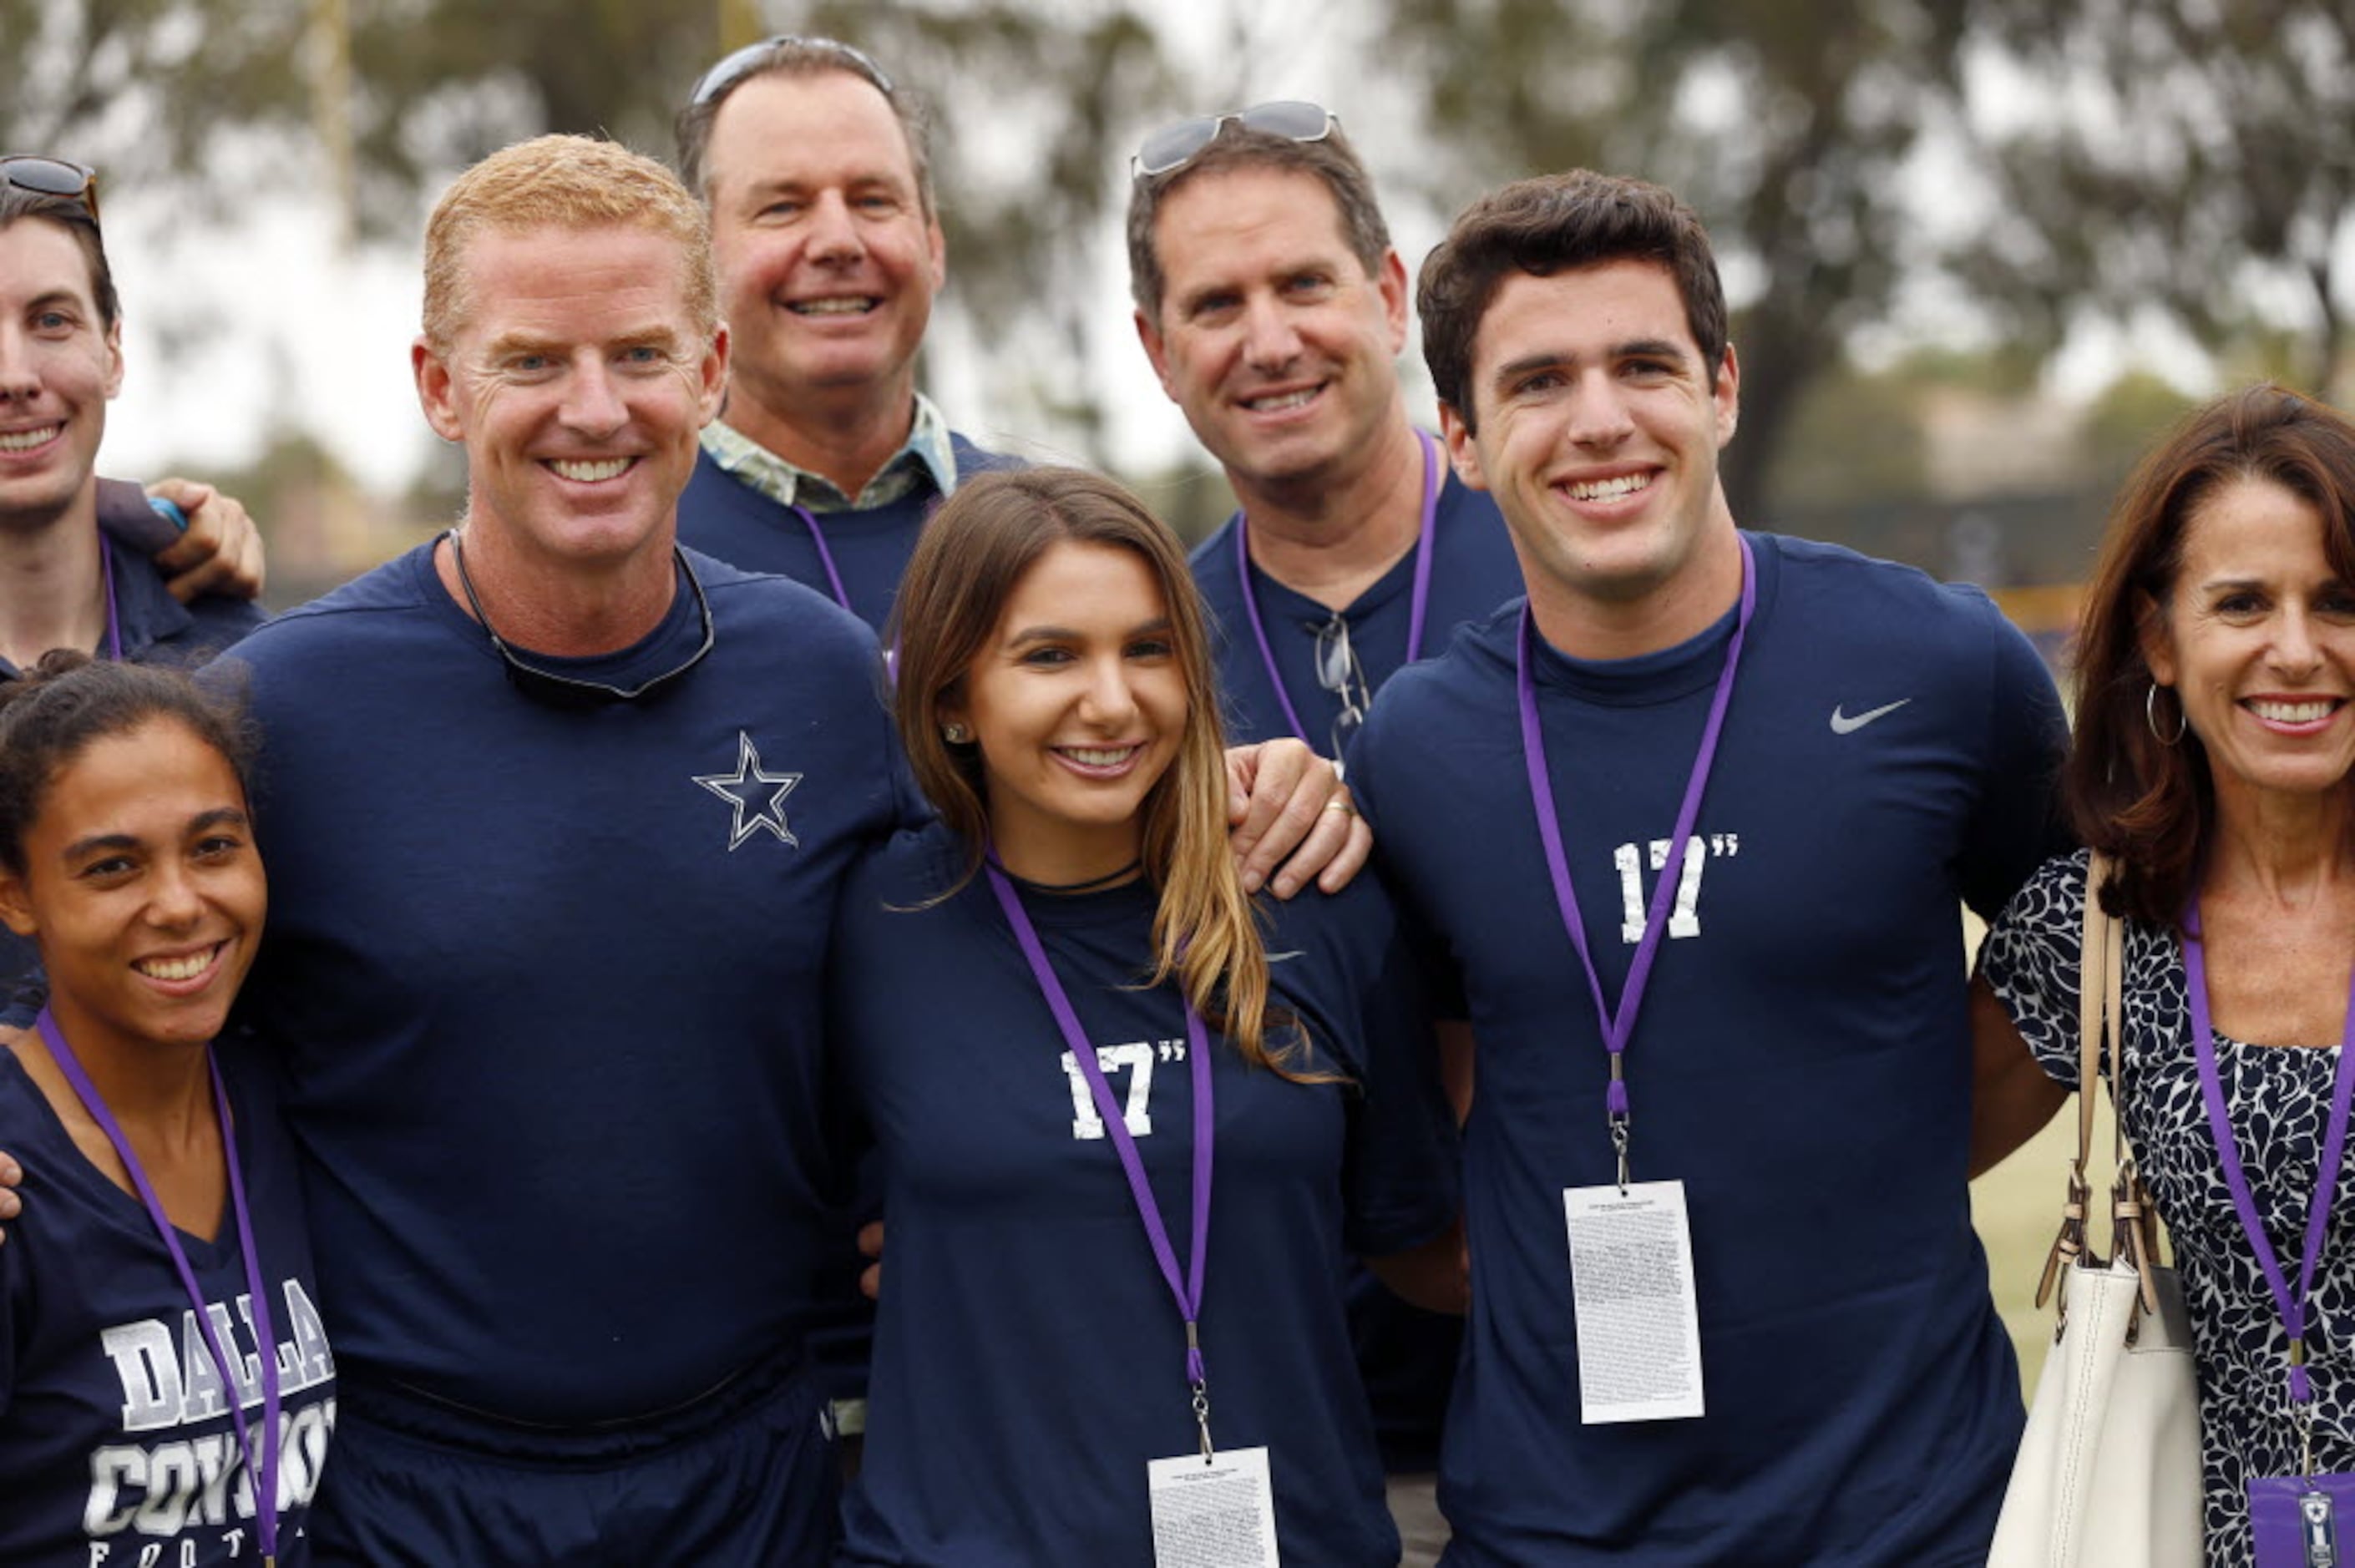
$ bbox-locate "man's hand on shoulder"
[1223,739,1372,898]
[146,478,266,604]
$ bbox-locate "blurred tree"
[0,0,1182,473]
[1962,0,2355,402]
[1125,462,1239,550]
[2079,370,2199,492]
[0,1,722,229]
[1891,341,2046,399]
[1763,362,1929,511]
[1380,0,1973,521]
[160,423,437,597]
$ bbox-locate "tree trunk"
[1720,306,1834,530]
[2312,256,2344,406]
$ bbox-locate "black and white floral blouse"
[1982,849,2355,1568]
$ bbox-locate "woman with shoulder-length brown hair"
[827,466,1461,1567]
[1975,384,2355,1565]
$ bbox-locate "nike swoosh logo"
[1830,699,1912,735]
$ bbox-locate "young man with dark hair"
[1346,168,2068,1563]
[0,170,267,1028]
[0,177,265,674]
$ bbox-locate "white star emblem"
[695,731,803,850]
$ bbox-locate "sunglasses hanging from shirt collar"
[445,528,714,708]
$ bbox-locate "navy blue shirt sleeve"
[1351,655,1481,1024]
[1264,878,1458,1259]
[1957,591,2072,919]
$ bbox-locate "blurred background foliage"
[1,0,2347,594]
[1384,0,1976,528]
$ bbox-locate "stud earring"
[943,722,970,745]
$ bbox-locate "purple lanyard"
[38,1010,281,1561]
[788,504,855,618]
[1233,428,1444,751]
[100,539,124,661]
[1516,536,1755,1182]
[2184,906,2355,1410]
[791,501,907,680]
[983,865,1221,1449]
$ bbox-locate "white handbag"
[1988,852,2204,1568]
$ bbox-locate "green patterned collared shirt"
[699,392,961,513]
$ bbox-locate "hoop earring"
[2145,683,2185,746]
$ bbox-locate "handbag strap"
[2094,864,2163,1314]
[2073,850,2113,1170]
[2038,851,2160,1318]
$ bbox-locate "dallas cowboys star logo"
[695,731,803,850]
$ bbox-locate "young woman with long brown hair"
[828,467,1460,1566]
